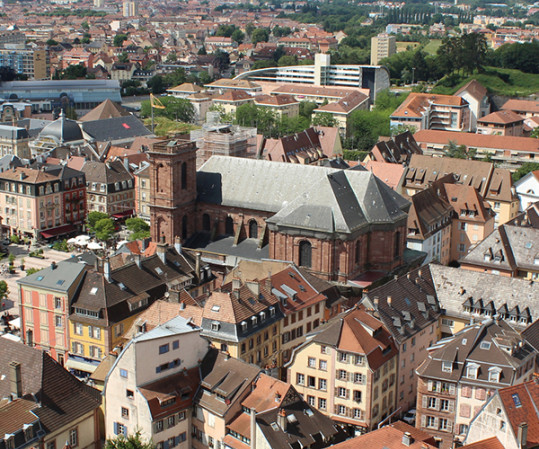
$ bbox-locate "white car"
[402,409,416,425]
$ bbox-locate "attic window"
[56,280,65,286]
[118,283,127,290]
[155,267,163,275]
[251,316,258,326]
[270,306,275,317]
[211,305,220,312]
[442,361,452,373]
[36,276,44,281]
[298,285,306,292]
[90,287,98,295]
[211,322,220,331]
[480,342,491,350]
[512,393,522,408]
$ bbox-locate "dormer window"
[260,311,266,321]
[488,367,501,383]
[442,361,452,373]
[466,363,479,379]
[251,316,258,326]
[241,321,248,332]
[270,306,275,317]
[211,322,220,331]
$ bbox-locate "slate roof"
[416,320,535,387]
[197,350,261,417]
[81,115,153,143]
[362,265,440,345]
[406,187,453,241]
[429,264,539,325]
[17,260,86,292]
[0,124,29,140]
[0,339,101,434]
[256,397,343,449]
[82,159,133,184]
[460,222,539,273]
[197,156,409,235]
[0,154,23,172]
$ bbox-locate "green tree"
[444,140,476,159]
[251,28,269,45]
[512,162,539,182]
[198,71,212,85]
[277,55,297,66]
[231,28,245,44]
[105,432,154,449]
[198,46,207,55]
[126,218,150,241]
[299,101,317,119]
[26,267,43,276]
[147,75,165,94]
[141,96,195,122]
[87,211,110,232]
[94,218,115,242]
[0,280,8,301]
[166,52,177,62]
[311,112,338,128]
[60,64,87,79]
[46,39,58,46]
[118,52,129,63]
[245,23,255,37]
[113,33,129,47]
[531,127,539,139]
[81,20,89,30]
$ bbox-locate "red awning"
[40,224,76,239]
[112,210,134,219]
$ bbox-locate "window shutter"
[334,405,338,414]
[113,422,119,436]
[449,384,456,395]
[174,436,180,447]
[434,417,439,428]
[435,398,440,410]
[349,372,354,382]
[334,387,339,396]
[122,426,127,436]
[449,400,455,413]
[421,415,426,428]
[346,389,350,399]
[447,421,453,433]
[428,380,433,391]
[163,440,169,449]
[335,370,340,379]
[422,396,428,408]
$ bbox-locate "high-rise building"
[371,33,396,65]
[0,48,50,79]
[122,0,138,17]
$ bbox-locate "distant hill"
[431,67,539,97]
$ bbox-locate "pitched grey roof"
[16,260,86,292]
[0,124,28,140]
[197,156,409,235]
[81,115,153,143]
[429,264,539,326]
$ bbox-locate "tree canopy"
[105,432,154,449]
[94,218,115,242]
[87,211,110,232]
[141,96,195,123]
[126,218,150,241]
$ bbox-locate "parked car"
[402,409,416,425]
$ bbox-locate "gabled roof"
[501,99,539,114]
[391,93,468,119]
[0,340,101,434]
[498,379,539,448]
[213,89,253,102]
[455,79,488,102]
[79,99,131,122]
[82,159,133,184]
[362,265,440,344]
[81,115,153,142]
[477,110,524,125]
[314,91,368,114]
[197,156,409,235]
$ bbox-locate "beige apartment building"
[0,48,50,79]
[287,307,398,432]
[0,124,31,159]
[371,33,396,65]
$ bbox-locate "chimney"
[156,241,166,264]
[417,269,422,278]
[232,278,241,291]
[277,408,287,432]
[518,422,528,449]
[174,236,182,254]
[51,261,57,270]
[402,432,413,447]
[180,301,186,310]
[141,238,148,252]
[387,296,392,307]
[195,252,201,281]
[9,361,22,399]
[250,408,257,449]
[133,253,141,268]
[104,258,111,282]
[246,280,260,296]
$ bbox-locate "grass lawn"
[396,41,420,53]
[143,117,200,137]
[423,39,442,55]
[431,67,539,97]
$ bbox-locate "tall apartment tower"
[94,0,104,8]
[370,33,396,65]
[148,138,197,244]
[122,0,138,17]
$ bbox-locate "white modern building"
[234,53,390,101]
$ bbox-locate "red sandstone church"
[149,138,410,283]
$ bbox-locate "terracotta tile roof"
[455,79,488,101]
[168,82,202,93]
[460,437,505,449]
[254,94,298,106]
[443,183,494,223]
[315,91,368,114]
[502,99,539,114]
[331,422,438,448]
[0,166,59,184]
[498,379,539,448]
[364,160,405,191]
[392,93,468,119]
[213,89,253,102]
[138,367,200,420]
[0,398,39,435]
[208,79,260,90]
[478,110,524,125]
[79,99,130,122]
[241,373,289,411]
[271,84,367,99]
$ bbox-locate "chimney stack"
[156,241,166,264]
[133,253,141,268]
[402,432,413,447]
[246,280,260,296]
[174,236,182,254]
[250,408,257,449]
[9,361,22,399]
[104,258,111,282]
[195,252,201,282]
[277,408,287,432]
[518,422,528,449]
[387,296,392,307]
[232,278,241,291]
[51,261,57,270]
